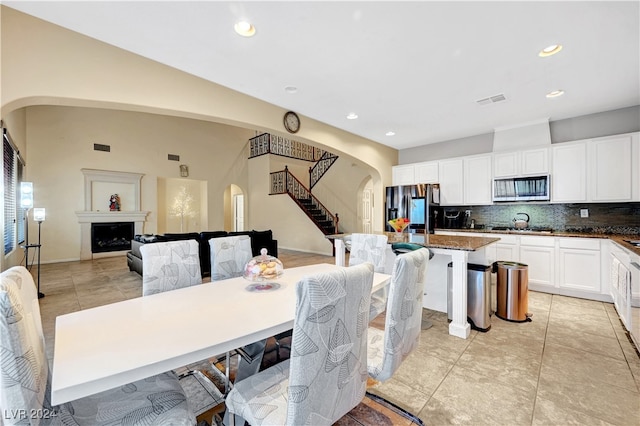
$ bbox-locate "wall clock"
[283,111,300,134]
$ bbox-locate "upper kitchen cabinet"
[589,132,639,202]
[392,161,439,185]
[438,158,464,205]
[414,161,439,184]
[392,164,415,186]
[551,141,587,202]
[464,154,493,205]
[493,147,549,178]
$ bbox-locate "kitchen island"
[327,232,500,339]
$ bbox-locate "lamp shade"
[33,208,46,222]
[20,182,33,208]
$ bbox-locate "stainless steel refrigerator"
[385,184,441,234]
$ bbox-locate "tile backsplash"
[443,202,640,235]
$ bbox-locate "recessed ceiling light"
[234,21,256,37]
[546,89,565,98]
[346,113,358,120]
[539,44,562,57]
[284,86,298,94]
[386,131,396,136]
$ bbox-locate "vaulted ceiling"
[5,1,639,150]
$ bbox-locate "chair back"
[286,263,374,425]
[140,239,202,296]
[348,233,388,273]
[209,235,253,281]
[0,266,51,424]
[368,248,429,382]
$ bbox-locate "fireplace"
[91,222,134,253]
[76,169,148,260]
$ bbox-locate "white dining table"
[51,263,390,405]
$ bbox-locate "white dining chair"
[140,239,202,296]
[348,233,389,320]
[0,266,195,425]
[367,248,430,382]
[209,235,253,281]
[225,263,375,426]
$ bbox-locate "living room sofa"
[127,230,278,277]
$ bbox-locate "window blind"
[3,135,17,254]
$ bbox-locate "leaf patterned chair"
[140,240,222,414]
[348,233,390,321]
[140,239,202,296]
[367,248,430,382]
[209,235,253,281]
[0,266,195,425]
[224,263,375,426]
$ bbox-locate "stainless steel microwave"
[492,175,550,202]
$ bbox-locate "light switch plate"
[580,208,589,218]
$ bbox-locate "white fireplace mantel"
[76,169,148,260]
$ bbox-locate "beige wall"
[1,6,397,266]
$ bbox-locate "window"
[3,128,24,255]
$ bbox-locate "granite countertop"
[326,232,500,252]
[437,228,640,255]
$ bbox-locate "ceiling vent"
[476,93,506,106]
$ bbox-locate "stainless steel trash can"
[494,261,531,322]
[447,263,492,332]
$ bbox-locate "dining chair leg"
[224,351,231,395]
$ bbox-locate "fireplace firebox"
[91,222,134,253]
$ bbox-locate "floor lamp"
[33,208,46,299]
[20,182,45,299]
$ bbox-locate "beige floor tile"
[548,312,617,340]
[419,365,535,425]
[542,343,638,392]
[532,396,618,426]
[487,314,548,342]
[528,290,553,312]
[456,337,542,393]
[411,319,474,364]
[537,364,639,425]
[545,322,626,361]
[384,351,453,396]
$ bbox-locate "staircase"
[270,167,339,235]
[250,133,341,234]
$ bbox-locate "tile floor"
[34,249,640,425]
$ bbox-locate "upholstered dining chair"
[209,235,253,281]
[140,239,202,296]
[0,266,195,425]
[348,233,390,321]
[225,263,375,426]
[367,248,430,382]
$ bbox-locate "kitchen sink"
[491,226,553,233]
[624,240,640,247]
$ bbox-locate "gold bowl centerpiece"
[243,248,284,291]
[388,217,411,240]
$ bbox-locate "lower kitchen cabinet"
[557,238,602,295]
[520,236,555,289]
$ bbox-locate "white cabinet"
[589,134,637,201]
[438,158,464,205]
[551,141,587,202]
[558,238,601,294]
[392,164,415,186]
[464,155,492,205]
[493,148,549,178]
[414,161,439,184]
[484,233,519,263]
[519,236,555,289]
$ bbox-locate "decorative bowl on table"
[243,248,284,291]
[388,217,410,240]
